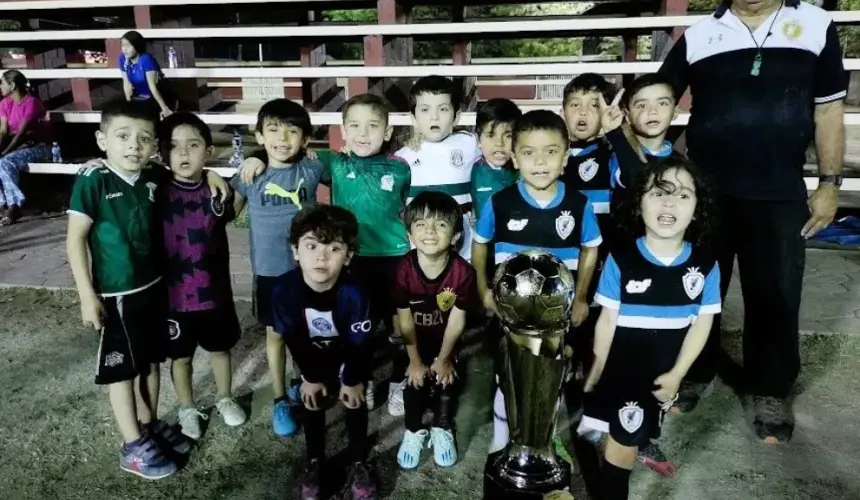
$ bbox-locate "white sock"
[490,387,509,453]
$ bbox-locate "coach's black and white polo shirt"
[659,1,847,200]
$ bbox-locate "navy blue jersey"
[595,237,721,333]
[475,180,602,273]
[560,139,619,215]
[271,269,375,385]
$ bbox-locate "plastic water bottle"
[230,129,244,167]
[167,46,178,69]
[51,142,62,163]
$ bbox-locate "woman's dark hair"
[616,155,715,248]
[121,30,147,56]
[289,204,359,252]
[2,70,30,95]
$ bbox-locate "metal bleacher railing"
[8,4,860,190]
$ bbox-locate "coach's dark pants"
[686,197,807,399]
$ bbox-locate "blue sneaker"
[430,427,457,467]
[119,436,177,480]
[145,419,191,455]
[273,399,298,437]
[287,383,302,407]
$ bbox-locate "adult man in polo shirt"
[658,0,845,444]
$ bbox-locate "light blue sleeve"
[580,202,602,247]
[474,197,496,243]
[594,255,621,308]
[699,262,722,315]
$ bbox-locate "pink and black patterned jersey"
[160,178,235,312]
[393,250,478,363]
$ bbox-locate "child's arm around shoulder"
[66,169,103,331]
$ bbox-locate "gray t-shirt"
[231,157,326,276]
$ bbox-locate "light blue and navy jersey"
[474,180,602,272]
[594,237,721,332]
[560,139,618,215]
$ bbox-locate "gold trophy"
[483,250,575,499]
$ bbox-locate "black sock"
[601,461,631,500]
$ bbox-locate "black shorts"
[578,328,686,447]
[95,282,167,385]
[253,274,286,327]
[165,305,242,360]
[350,255,400,327]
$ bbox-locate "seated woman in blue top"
[119,30,175,118]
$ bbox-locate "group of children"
[67,71,722,500]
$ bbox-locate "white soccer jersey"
[396,131,482,260]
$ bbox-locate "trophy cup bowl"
[483,250,575,499]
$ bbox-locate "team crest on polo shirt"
[782,20,803,40]
[682,267,705,300]
[305,309,338,338]
[578,158,599,182]
[167,319,181,340]
[437,287,457,312]
[450,149,465,168]
[555,210,575,240]
[380,174,394,192]
[210,197,225,217]
[619,401,644,433]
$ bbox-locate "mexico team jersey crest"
[397,131,481,209]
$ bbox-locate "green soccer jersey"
[318,150,411,257]
[68,162,165,296]
[471,159,518,219]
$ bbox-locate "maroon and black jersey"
[393,250,478,364]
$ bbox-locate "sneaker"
[365,382,376,411]
[637,441,677,477]
[429,427,457,467]
[671,380,709,414]
[272,399,299,437]
[287,383,302,407]
[145,419,191,455]
[343,461,379,500]
[119,436,177,480]
[216,397,247,427]
[397,429,429,469]
[299,458,321,500]
[387,380,405,417]
[753,396,794,444]
[177,406,208,440]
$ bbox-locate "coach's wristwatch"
[819,175,843,187]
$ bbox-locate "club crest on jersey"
[782,20,802,40]
[380,174,394,191]
[618,401,644,433]
[450,149,465,168]
[578,158,599,182]
[306,309,338,338]
[437,287,457,312]
[145,182,158,202]
[555,211,575,240]
[210,197,225,217]
[167,319,181,340]
[682,267,705,300]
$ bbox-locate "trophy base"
[482,450,572,500]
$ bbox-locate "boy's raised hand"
[239,157,266,184]
[599,89,625,133]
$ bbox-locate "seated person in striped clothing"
[471,110,602,453]
[577,156,721,500]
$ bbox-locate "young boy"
[471,98,521,222]
[389,75,482,415]
[578,156,721,499]
[394,191,478,470]
[471,110,602,453]
[270,204,377,500]
[238,93,412,411]
[157,112,247,440]
[66,100,224,478]
[230,98,327,438]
